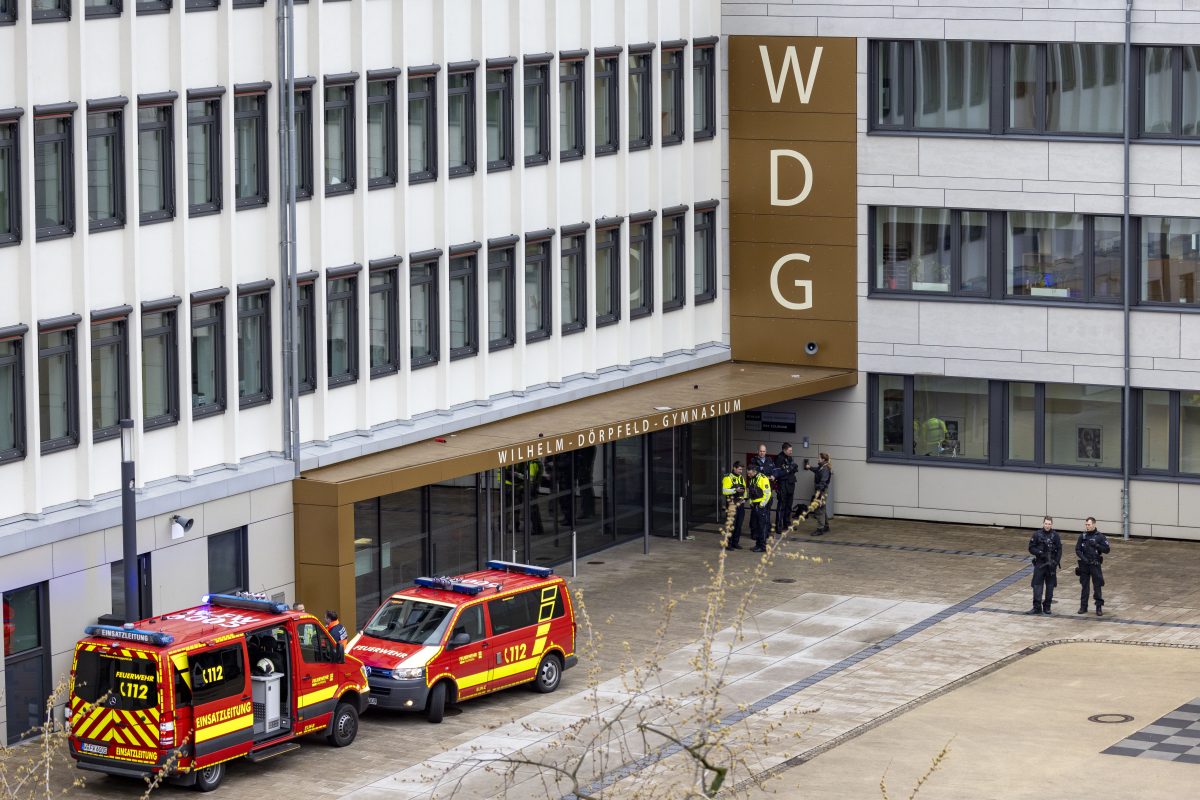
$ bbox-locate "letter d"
[770,150,813,207]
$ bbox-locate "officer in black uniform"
[1075,516,1110,616]
[1026,516,1062,615]
[750,444,777,528]
[774,443,799,535]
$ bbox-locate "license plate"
[81,742,107,755]
[367,696,378,705]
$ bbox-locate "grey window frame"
[368,263,399,377]
[34,111,75,240]
[32,0,69,22]
[694,203,717,304]
[324,78,357,195]
[447,66,477,178]
[37,323,79,454]
[326,274,359,387]
[86,108,125,232]
[236,287,272,408]
[141,306,179,430]
[233,91,269,209]
[0,119,21,245]
[297,280,316,393]
[84,0,120,21]
[1136,215,1200,307]
[207,528,248,595]
[661,46,685,146]
[294,85,314,199]
[184,0,215,12]
[137,0,169,13]
[524,235,552,342]
[523,59,551,166]
[1134,389,1200,481]
[366,78,398,189]
[186,95,222,216]
[137,101,175,223]
[449,251,479,360]
[693,41,716,140]
[1,0,16,23]
[407,73,438,183]
[485,65,514,171]
[594,54,620,155]
[190,296,226,418]
[629,214,654,319]
[0,332,25,463]
[595,220,622,327]
[1137,45,1200,140]
[487,245,515,351]
[409,255,440,369]
[558,57,585,160]
[628,49,653,150]
[1005,211,1124,303]
[90,314,129,442]
[662,208,686,311]
[560,227,587,335]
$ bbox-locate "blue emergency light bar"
[203,593,290,615]
[486,560,553,578]
[414,577,485,595]
[84,625,175,648]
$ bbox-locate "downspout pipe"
[276,0,299,474]
[1121,0,1133,541]
[286,0,300,476]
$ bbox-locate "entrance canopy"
[296,361,856,508]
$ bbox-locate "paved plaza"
[58,517,1200,798]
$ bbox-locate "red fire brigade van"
[349,561,577,723]
[67,593,370,791]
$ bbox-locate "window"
[3,583,49,745]
[138,0,170,13]
[35,114,74,239]
[0,122,20,245]
[87,110,124,231]
[1043,383,1121,470]
[694,206,717,303]
[208,528,247,595]
[628,52,653,149]
[629,216,654,318]
[367,79,397,188]
[596,224,621,326]
[488,247,515,350]
[1008,212,1122,301]
[91,318,128,441]
[294,88,314,199]
[185,0,216,10]
[38,327,77,452]
[523,62,550,166]
[561,231,586,333]
[486,67,513,170]
[452,605,485,644]
[327,276,358,386]
[1140,216,1200,305]
[368,266,398,376]
[874,40,990,131]
[109,554,151,623]
[234,93,268,208]
[297,282,316,392]
[524,239,551,341]
[408,75,437,183]
[1011,43,1124,133]
[693,43,716,140]
[191,299,225,417]
[1140,46,1200,138]
[594,56,620,154]
[138,104,174,223]
[662,211,686,311]
[449,253,478,359]
[297,622,339,664]
[186,98,221,215]
[142,309,178,429]
[0,336,24,462]
[190,646,244,707]
[448,69,476,177]
[661,47,684,145]
[870,374,989,462]
[324,83,356,194]
[872,207,989,296]
[1,0,16,22]
[559,59,584,159]
[410,258,438,367]
[237,290,271,407]
[32,0,68,21]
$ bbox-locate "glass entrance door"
[688,417,726,527]
[650,428,687,537]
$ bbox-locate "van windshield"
[362,599,453,645]
[73,649,159,711]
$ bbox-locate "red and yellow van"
[67,593,369,791]
[349,561,577,722]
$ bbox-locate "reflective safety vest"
[721,472,745,496]
[916,417,948,453]
[749,474,772,507]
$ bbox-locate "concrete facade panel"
[917,466,1047,515]
[49,566,111,657]
[1046,474,1123,523]
[1045,308,1124,356]
[1129,480,1181,526]
[918,139,1049,181]
[917,303,1048,351]
[150,540,209,616]
[51,531,105,579]
[248,515,296,602]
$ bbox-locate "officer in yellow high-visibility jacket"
[720,462,747,550]
[745,463,773,552]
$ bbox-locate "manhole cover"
[1089,713,1134,724]
[587,560,605,565]
[772,578,797,584]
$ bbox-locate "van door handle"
[302,675,312,681]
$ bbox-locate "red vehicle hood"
[348,636,435,669]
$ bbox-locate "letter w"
[759,45,823,104]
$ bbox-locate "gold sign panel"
[728,36,858,369]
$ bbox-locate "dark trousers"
[775,485,795,533]
[725,504,745,547]
[749,506,768,547]
[1079,563,1104,609]
[1032,564,1056,610]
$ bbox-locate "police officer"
[796,453,833,536]
[745,463,773,553]
[751,444,777,527]
[1026,516,1062,615]
[720,461,747,550]
[1075,516,1110,616]
[774,443,799,535]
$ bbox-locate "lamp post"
[120,418,138,622]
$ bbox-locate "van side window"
[488,591,538,635]
[452,605,485,643]
[298,622,337,663]
[191,645,245,705]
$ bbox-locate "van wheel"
[326,702,359,747]
[426,681,446,723]
[194,762,225,792]
[533,654,563,693]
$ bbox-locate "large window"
[662,210,686,311]
[208,528,247,595]
[237,289,271,407]
[523,62,550,166]
[694,205,717,304]
[87,109,124,231]
[448,69,476,177]
[0,122,19,245]
[596,223,621,326]
[367,78,397,188]
[1140,216,1200,306]
[142,308,178,429]
[559,58,585,159]
[35,114,74,239]
[873,207,989,296]
[191,299,225,417]
[488,246,515,351]
[524,238,551,341]
[187,97,221,216]
[1141,46,1200,139]
[4,582,49,745]
[327,275,358,386]
[410,257,438,367]
[38,327,78,452]
[561,230,587,334]
[486,66,514,171]
[294,87,314,199]
[138,103,174,223]
[629,215,654,318]
[1008,212,1122,301]
[628,51,653,149]
[324,82,356,194]
[661,46,685,145]
[0,336,25,462]
[449,253,478,359]
[873,375,989,460]
[232,93,268,208]
[693,42,716,140]
[1042,383,1122,470]
[369,264,398,376]
[595,54,620,154]
[297,282,316,392]
[91,318,128,441]
[408,75,437,182]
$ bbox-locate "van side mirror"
[448,631,470,649]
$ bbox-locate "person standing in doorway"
[796,453,833,536]
[774,443,799,535]
[1026,516,1062,615]
[1076,517,1110,616]
[745,463,773,553]
[720,461,747,550]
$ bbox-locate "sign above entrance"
[728,36,858,369]
[744,410,797,434]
